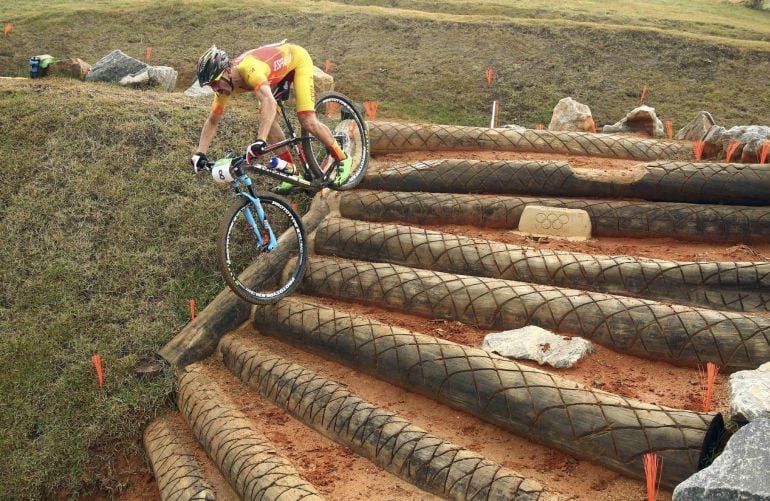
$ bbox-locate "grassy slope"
[0,79,264,498]
[0,0,768,498]
[0,1,768,127]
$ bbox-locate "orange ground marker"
[761,142,770,164]
[693,141,705,161]
[588,117,597,133]
[326,101,340,118]
[3,23,12,39]
[643,453,662,501]
[145,47,153,62]
[698,362,720,412]
[91,354,104,388]
[640,85,648,104]
[363,101,379,120]
[664,120,673,140]
[725,139,742,163]
[324,59,332,73]
[485,68,494,86]
[535,124,545,130]
[189,298,196,326]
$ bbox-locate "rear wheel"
[216,194,307,304]
[302,92,369,190]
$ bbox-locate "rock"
[602,105,665,137]
[729,362,770,423]
[675,111,716,141]
[481,326,595,368]
[184,79,214,97]
[672,417,770,501]
[312,65,334,95]
[86,49,147,84]
[747,0,770,11]
[120,66,177,91]
[704,125,770,163]
[46,58,91,80]
[501,124,526,130]
[548,97,594,132]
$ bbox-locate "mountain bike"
[199,84,369,304]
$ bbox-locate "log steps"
[146,339,552,500]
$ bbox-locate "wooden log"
[340,190,770,243]
[221,335,552,501]
[251,297,724,489]
[368,122,693,161]
[177,365,324,500]
[297,257,770,371]
[159,193,331,367]
[144,417,217,501]
[314,217,770,312]
[361,159,770,206]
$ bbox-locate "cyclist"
[190,42,348,186]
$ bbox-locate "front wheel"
[216,193,307,304]
[302,92,370,191]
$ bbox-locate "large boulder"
[119,65,177,92]
[704,125,770,162]
[602,105,665,137]
[675,111,716,141]
[87,49,177,91]
[312,65,334,95]
[46,58,91,80]
[729,362,770,424]
[481,325,595,369]
[672,417,770,500]
[548,97,594,132]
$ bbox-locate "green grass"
[0,79,268,499]
[0,1,769,498]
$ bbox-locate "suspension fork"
[235,182,279,252]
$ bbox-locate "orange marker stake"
[643,453,662,501]
[664,120,673,140]
[326,101,340,118]
[693,141,705,161]
[363,101,379,120]
[3,23,12,39]
[640,85,648,104]
[324,59,332,73]
[725,139,742,163]
[588,117,597,134]
[535,124,545,130]
[189,298,196,326]
[91,354,104,388]
[485,68,494,86]
[760,142,770,164]
[145,47,153,62]
[698,362,720,412]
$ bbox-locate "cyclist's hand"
[191,152,208,173]
[246,140,268,164]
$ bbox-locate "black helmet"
[196,46,230,86]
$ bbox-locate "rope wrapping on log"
[251,297,724,489]
[368,122,693,161]
[144,418,216,501]
[159,193,332,367]
[314,217,770,313]
[361,159,770,206]
[296,257,770,371]
[221,335,551,501]
[177,365,324,501]
[340,190,770,243]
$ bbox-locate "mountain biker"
[190,42,347,183]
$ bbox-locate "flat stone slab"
[673,417,770,501]
[729,362,770,423]
[517,205,592,240]
[481,325,595,368]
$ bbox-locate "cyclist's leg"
[291,47,346,164]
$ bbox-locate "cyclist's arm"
[196,111,222,154]
[254,83,277,142]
